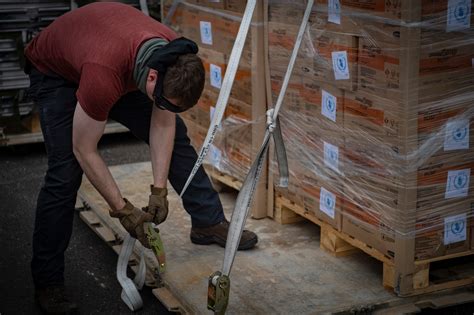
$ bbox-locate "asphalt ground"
[0,132,172,314]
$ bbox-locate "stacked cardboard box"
[268,1,354,230]
[162,0,259,182]
[268,0,474,271]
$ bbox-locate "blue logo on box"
[451,220,465,235]
[325,195,334,208]
[337,56,347,71]
[326,97,335,112]
[454,3,469,22]
[454,174,468,189]
[453,126,467,142]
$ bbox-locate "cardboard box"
[177,5,251,54]
[357,37,401,100]
[301,175,344,230]
[310,29,359,92]
[225,0,246,13]
[358,35,474,100]
[415,209,472,260]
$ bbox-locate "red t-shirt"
[25,2,177,121]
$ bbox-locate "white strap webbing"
[139,0,150,16]
[117,234,146,311]
[221,0,314,277]
[179,0,258,197]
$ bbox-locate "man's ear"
[147,69,158,83]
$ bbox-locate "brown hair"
[163,54,205,109]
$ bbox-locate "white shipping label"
[321,90,337,122]
[444,118,470,151]
[200,21,213,45]
[331,51,350,80]
[324,141,339,172]
[209,144,222,169]
[319,187,336,219]
[447,0,472,32]
[444,214,467,245]
[445,169,471,199]
[210,64,222,89]
[328,0,341,24]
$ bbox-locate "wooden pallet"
[274,193,474,297]
[204,165,243,192]
[76,200,189,314]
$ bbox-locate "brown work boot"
[190,220,258,250]
[35,286,79,314]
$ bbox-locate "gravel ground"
[0,132,172,314]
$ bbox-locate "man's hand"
[146,185,169,225]
[110,199,153,248]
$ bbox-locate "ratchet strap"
[179,0,257,197]
[117,222,166,311]
[208,0,314,313]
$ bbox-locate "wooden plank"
[250,0,268,219]
[274,196,305,224]
[95,226,116,243]
[415,250,474,265]
[370,289,474,314]
[401,277,474,297]
[206,167,242,191]
[383,263,396,289]
[79,211,101,226]
[320,225,359,257]
[413,263,430,290]
[152,287,187,313]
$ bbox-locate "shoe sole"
[191,235,257,250]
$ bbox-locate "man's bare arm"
[72,103,125,211]
[149,105,176,188]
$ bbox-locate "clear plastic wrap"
[162,0,473,260]
[268,0,474,260]
[162,0,258,182]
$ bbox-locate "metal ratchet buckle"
[207,271,230,315]
[145,223,166,274]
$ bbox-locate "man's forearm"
[74,149,125,212]
[73,102,125,212]
[150,107,176,188]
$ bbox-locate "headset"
[147,37,199,113]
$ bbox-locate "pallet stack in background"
[0,1,72,133]
[161,0,266,184]
[267,0,473,295]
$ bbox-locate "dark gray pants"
[28,68,224,288]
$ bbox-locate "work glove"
[110,198,153,248]
[145,185,169,225]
